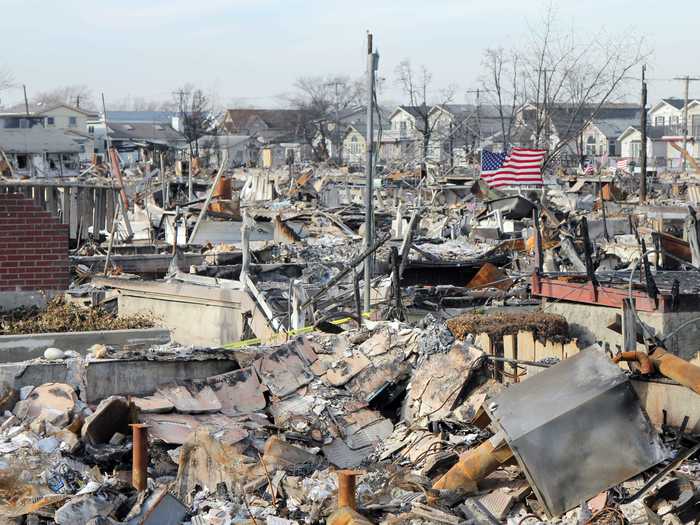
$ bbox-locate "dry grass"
[0,297,154,335]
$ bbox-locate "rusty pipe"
[612,351,654,375]
[337,470,360,509]
[130,423,149,492]
[649,348,700,396]
[432,434,513,491]
[328,470,374,525]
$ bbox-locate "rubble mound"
[0,297,154,335]
[447,311,570,341]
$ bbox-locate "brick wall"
[0,192,69,292]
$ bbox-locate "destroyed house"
[106,121,186,166]
[0,112,45,129]
[0,127,82,175]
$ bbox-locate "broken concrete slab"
[157,383,222,414]
[81,396,131,445]
[207,367,266,414]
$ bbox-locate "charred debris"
[1,161,700,524]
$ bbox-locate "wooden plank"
[475,333,492,355]
[46,186,58,216]
[61,187,70,226]
[105,189,115,231]
[517,331,535,361]
[95,188,106,232]
[503,334,517,382]
[34,186,45,208]
[563,340,579,359]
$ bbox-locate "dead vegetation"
[447,311,570,341]
[0,297,154,335]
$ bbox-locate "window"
[655,116,665,126]
[46,117,55,127]
[399,121,407,137]
[19,119,29,129]
[631,140,642,159]
[585,136,596,155]
[608,140,616,157]
[350,136,360,154]
[88,125,94,134]
[670,116,680,125]
[68,116,77,128]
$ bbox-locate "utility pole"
[363,32,378,312]
[466,89,481,145]
[640,65,648,203]
[673,75,700,172]
[76,95,80,109]
[22,85,29,115]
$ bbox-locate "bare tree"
[0,67,13,95]
[395,60,455,163]
[174,85,219,157]
[481,5,647,167]
[481,48,521,149]
[286,75,364,162]
[32,85,95,109]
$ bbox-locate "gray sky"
[1,0,698,109]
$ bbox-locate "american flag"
[480,147,546,188]
[617,158,630,173]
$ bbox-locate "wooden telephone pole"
[640,65,647,203]
[673,75,700,172]
[363,32,378,311]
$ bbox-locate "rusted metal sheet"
[532,273,669,312]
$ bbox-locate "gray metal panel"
[490,349,667,517]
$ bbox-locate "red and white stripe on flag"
[617,158,629,172]
[481,147,546,188]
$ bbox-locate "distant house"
[428,104,515,165]
[38,104,98,132]
[618,125,667,166]
[221,109,303,140]
[197,134,255,168]
[0,128,82,176]
[0,112,45,129]
[579,108,642,162]
[105,121,186,166]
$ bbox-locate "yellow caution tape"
[222,312,372,350]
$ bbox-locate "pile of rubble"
[0,316,697,524]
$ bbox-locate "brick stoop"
[0,192,70,292]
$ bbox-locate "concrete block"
[0,328,171,363]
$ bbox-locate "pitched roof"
[661,98,686,110]
[223,109,303,131]
[0,128,83,153]
[107,121,185,142]
[104,111,178,124]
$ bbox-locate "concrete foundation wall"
[119,294,245,347]
[0,357,238,403]
[0,327,171,362]
[545,300,700,362]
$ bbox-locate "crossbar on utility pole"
[363,32,378,312]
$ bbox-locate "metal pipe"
[130,423,149,491]
[337,470,360,509]
[612,351,654,375]
[649,348,700,396]
[432,435,513,491]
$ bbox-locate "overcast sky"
[1,0,698,109]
